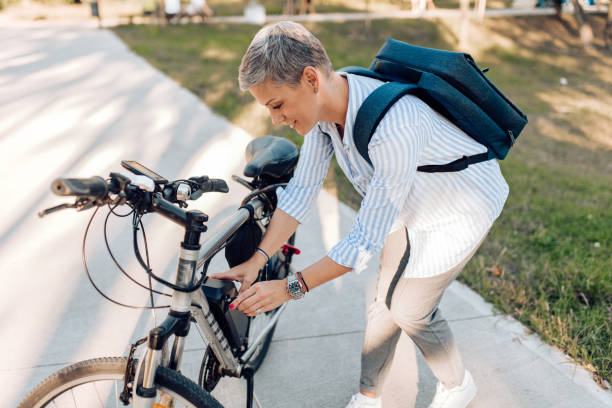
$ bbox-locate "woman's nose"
[271,111,285,126]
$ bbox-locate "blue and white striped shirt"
[277,73,509,278]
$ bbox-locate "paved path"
[1,21,611,408]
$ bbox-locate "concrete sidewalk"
[1,22,610,408]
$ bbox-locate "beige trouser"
[360,227,487,407]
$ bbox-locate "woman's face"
[249,75,318,136]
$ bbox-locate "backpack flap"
[373,39,528,150]
[352,75,501,170]
[418,71,511,160]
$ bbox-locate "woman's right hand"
[209,257,264,294]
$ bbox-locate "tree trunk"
[552,0,562,18]
[476,0,486,21]
[571,0,594,46]
[605,2,612,50]
[459,0,470,50]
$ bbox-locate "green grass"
[112,14,612,386]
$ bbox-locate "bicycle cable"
[138,212,158,323]
[239,182,287,207]
[82,207,170,310]
[103,205,171,297]
[132,213,215,293]
[85,182,244,307]
[108,203,134,218]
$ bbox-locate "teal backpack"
[340,39,528,173]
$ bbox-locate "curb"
[447,281,612,405]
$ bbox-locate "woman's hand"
[230,279,291,317]
[209,259,261,294]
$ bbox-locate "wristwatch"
[286,273,305,300]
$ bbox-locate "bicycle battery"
[201,279,249,351]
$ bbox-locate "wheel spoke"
[93,381,104,407]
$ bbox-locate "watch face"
[288,276,304,299]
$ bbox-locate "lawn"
[112,13,612,386]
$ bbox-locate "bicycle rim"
[19,357,222,408]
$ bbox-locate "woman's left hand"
[230,279,291,317]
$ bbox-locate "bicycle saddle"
[244,136,299,179]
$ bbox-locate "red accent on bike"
[281,244,301,256]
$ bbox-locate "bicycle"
[20,135,300,408]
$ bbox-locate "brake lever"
[231,175,255,191]
[38,196,108,218]
[75,199,98,212]
[38,202,77,218]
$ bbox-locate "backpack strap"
[354,82,418,167]
[353,81,493,172]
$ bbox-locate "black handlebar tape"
[51,176,108,199]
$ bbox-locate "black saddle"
[244,136,299,179]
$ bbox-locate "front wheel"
[19,357,222,408]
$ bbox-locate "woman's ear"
[302,66,319,93]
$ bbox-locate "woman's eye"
[272,104,282,110]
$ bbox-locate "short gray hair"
[238,21,333,91]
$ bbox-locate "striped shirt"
[277,73,509,278]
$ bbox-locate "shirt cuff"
[328,239,373,274]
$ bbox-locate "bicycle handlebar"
[42,166,275,234]
[43,170,239,231]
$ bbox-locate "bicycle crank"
[199,346,222,392]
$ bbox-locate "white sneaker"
[345,392,382,408]
[428,370,477,408]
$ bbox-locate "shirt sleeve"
[328,101,425,272]
[277,126,334,223]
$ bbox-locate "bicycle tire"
[19,357,223,408]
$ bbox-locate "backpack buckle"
[454,156,470,171]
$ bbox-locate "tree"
[570,0,594,46]
[605,1,612,50]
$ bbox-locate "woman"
[210,21,508,408]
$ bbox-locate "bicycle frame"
[133,197,287,407]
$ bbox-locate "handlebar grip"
[210,179,229,193]
[51,176,108,199]
[190,176,229,194]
